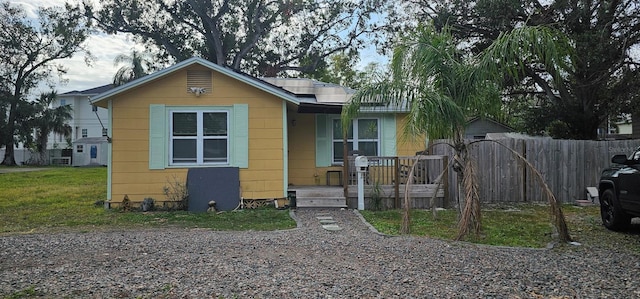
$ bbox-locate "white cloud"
[11,0,140,93]
[56,33,141,92]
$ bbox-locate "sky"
[16,0,388,95]
[17,0,140,94]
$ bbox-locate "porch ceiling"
[297,102,343,114]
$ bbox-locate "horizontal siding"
[113,140,148,150]
[250,138,283,149]
[288,112,323,185]
[396,114,427,156]
[112,150,147,162]
[111,170,185,184]
[250,149,284,160]
[109,66,285,202]
[112,118,148,130]
[113,130,147,140]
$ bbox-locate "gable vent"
[187,70,212,94]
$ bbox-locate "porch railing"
[344,155,448,208]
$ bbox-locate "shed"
[465,117,515,139]
[72,137,109,166]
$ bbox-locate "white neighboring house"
[49,84,113,149]
[47,84,114,166]
[0,84,113,165]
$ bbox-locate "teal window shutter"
[149,104,166,169]
[381,114,397,156]
[231,104,249,168]
[315,114,331,167]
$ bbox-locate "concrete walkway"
[0,167,46,174]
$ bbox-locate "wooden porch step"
[296,197,347,208]
[294,188,344,198]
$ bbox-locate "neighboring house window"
[331,118,379,164]
[92,105,98,112]
[81,129,87,138]
[170,111,228,165]
[76,145,83,153]
[60,99,66,106]
[102,128,108,137]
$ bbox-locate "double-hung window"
[332,118,379,163]
[170,111,228,165]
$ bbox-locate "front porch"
[289,155,448,209]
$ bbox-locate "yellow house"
[91,57,430,210]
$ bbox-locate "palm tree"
[342,24,573,242]
[112,50,153,86]
[32,91,72,165]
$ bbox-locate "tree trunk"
[1,100,18,166]
[452,136,467,216]
[36,131,49,166]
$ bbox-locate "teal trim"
[167,105,230,110]
[107,100,113,200]
[381,114,397,156]
[315,114,331,167]
[282,102,288,197]
[90,57,300,106]
[231,104,249,168]
[149,104,167,169]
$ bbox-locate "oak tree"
[386,0,640,139]
[85,0,387,77]
[0,2,90,165]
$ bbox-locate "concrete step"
[296,197,347,208]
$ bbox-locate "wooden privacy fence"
[430,138,640,204]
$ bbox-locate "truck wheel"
[600,189,631,231]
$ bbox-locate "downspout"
[282,102,289,199]
[106,99,113,205]
[342,124,348,205]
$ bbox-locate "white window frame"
[81,128,87,138]
[169,110,230,166]
[331,117,380,164]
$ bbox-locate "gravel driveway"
[1,208,638,298]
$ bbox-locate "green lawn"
[361,204,640,250]
[0,167,296,234]
[2,167,637,251]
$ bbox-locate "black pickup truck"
[598,149,640,231]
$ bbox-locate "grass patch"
[0,167,295,234]
[360,204,611,248]
[561,205,640,254]
[5,286,40,299]
[113,207,295,231]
